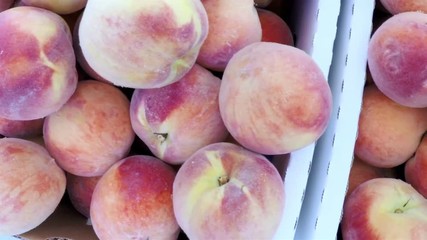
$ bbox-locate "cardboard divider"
[4,1,341,239]
[295,0,375,239]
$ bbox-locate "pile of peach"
[0,0,333,239]
[341,1,427,239]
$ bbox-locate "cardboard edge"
[17,197,98,240]
[294,0,375,239]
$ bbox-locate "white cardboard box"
[295,0,376,239]
[1,1,341,239]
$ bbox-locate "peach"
[43,80,135,177]
[77,0,209,89]
[196,0,262,72]
[0,0,14,12]
[0,117,44,138]
[72,12,111,85]
[0,138,66,235]
[368,11,427,108]
[21,0,87,14]
[346,155,397,199]
[257,8,294,46]
[90,155,179,240]
[0,6,78,120]
[219,42,332,155]
[342,178,427,239]
[354,84,427,168]
[255,0,272,8]
[173,142,285,239]
[380,0,427,14]
[66,172,101,218]
[130,64,228,165]
[404,135,427,198]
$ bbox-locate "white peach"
[173,142,285,239]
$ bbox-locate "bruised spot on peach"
[4,145,26,155]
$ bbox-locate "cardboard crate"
[295,0,376,239]
[0,0,340,239]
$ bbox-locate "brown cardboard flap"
[18,198,98,240]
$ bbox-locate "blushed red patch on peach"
[286,86,332,130]
[42,27,72,63]
[143,81,187,123]
[342,190,379,239]
[136,4,196,43]
[116,156,176,202]
[4,145,26,155]
[0,27,54,99]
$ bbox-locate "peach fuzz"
[0,138,66,235]
[0,6,77,120]
[130,64,228,165]
[66,173,101,218]
[368,11,427,108]
[354,84,427,168]
[0,117,44,138]
[342,178,427,239]
[380,0,427,14]
[257,8,294,45]
[219,42,332,155]
[405,135,427,198]
[77,0,208,89]
[90,155,179,240]
[196,0,262,72]
[43,80,135,177]
[173,142,285,240]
